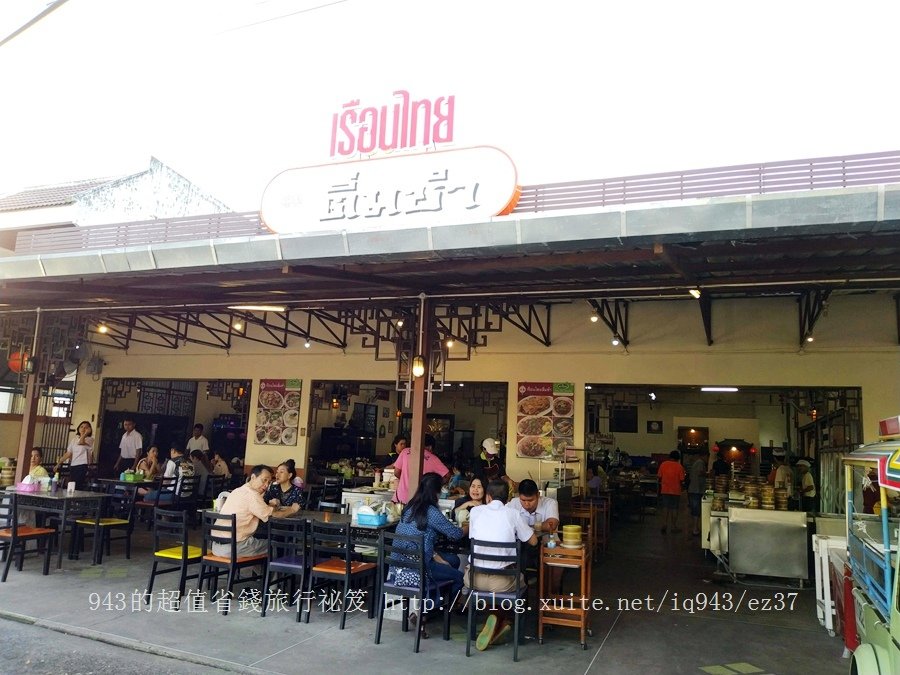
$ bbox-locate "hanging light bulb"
[590,312,599,323]
[233,320,243,331]
[412,355,426,378]
[304,340,311,349]
[98,322,109,334]
[397,318,404,328]
[611,335,620,346]
[445,337,454,348]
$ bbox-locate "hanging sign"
[255,379,302,446]
[261,146,520,235]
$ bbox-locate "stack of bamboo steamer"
[712,474,729,511]
[0,462,15,487]
[744,481,761,509]
[760,484,776,509]
[774,488,790,510]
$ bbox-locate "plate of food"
[552,396,574,417]
[283,409,300,427]
[255,426,267,444]
[259,389,284,410]
[267,409,284,426]
[552,417,574,436]
[517,435,553,458]
[280,427,298,445]
[517,415,552,436]
[266,426,283,444]
[552,438,572,457]
[284,391,301,410]
[518,395,552,417]
[256,410,269,426]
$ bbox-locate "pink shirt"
[393,448,449,504]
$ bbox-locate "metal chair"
[198,511,267,615]
[146,508,202,608]
[0,493,56,581]
[261,519,308,620]
[465,539,526,661]
[304,520,377,629]
[318,501,349,514]
[134,476,177,529]
[374,531,452,652]
[74,485,138,563]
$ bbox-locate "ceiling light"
[397,319,404,327]
[649,392,656,401]
[232,321,243,331]
[701,386,739,392]
[585,385,592,390]
[98,323,109,334]
[805,335,814,343]
[227,304,286,312]
[443,383,452,387]
[411,355,426,378]
[458,383,464,387]
[445,338,454,348]
[689,289,702,299]
[303,340,311,349]
[611,336,620,346]
[590,312,599,323]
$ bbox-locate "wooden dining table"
[6,487,112,569]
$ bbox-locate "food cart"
[844,416,900,674]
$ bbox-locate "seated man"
[465,480,537,651]
[507,479,560,535]
[214,464,298,558]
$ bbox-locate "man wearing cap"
[474,438,515,492]
[797,459,816,512]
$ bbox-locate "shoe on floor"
[491,622,512,645]
[476,614,498,651]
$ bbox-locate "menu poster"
[515,382,575,459]
[255,379,302,446]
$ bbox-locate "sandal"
[409,613,430,639]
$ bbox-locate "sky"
[1,0,898,212]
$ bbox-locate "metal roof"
[0,177,121,212]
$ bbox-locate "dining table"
[5,487,112,569]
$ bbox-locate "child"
[448,463,466,496]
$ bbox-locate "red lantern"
[7,351,28,374]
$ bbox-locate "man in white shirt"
[115,417,142,473]
[773,451,794,499]
[506,479,560,534]
[466,480,537,651]
[186,423,210,453]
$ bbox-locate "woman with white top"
[55,420,93,489]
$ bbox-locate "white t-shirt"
[506,494,560,527]
[186,435,209,452]
[468,500,534,569]
[119,429,143,459]
[774,465,794,498]
[67,436,93,466]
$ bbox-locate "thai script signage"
[515,382,575,459]
[330,90,454,158]
[261,146,520,235]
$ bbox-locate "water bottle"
[120,471,127,481]
[51,473,58,493]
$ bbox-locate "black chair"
[304,521,377,629]
[322,477,342,503]
[0,493,56,581]
[261,519,308,620]
[318,501,349,514]
[465,539,526,661]
[74,485,138,563]
[173,475,202,511]
[374,531,452,652]
[146,508,202,608]
[198,511,267,615]
[203,475,229,508]
[135,476,177,529]
[305,484,324,511]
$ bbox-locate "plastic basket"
[356,512,388,526]
[15,482,40,492]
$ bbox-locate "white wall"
[67,293,900,479]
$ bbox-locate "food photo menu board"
[515,382,575,459]
[255,379,302,446]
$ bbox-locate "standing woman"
[55,420,93,489]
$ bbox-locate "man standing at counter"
[796,459,816,512]
[389,434,450,505]
[773,450,793,500]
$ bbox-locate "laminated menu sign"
[255,379,302,446]
[515,382,575,459]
